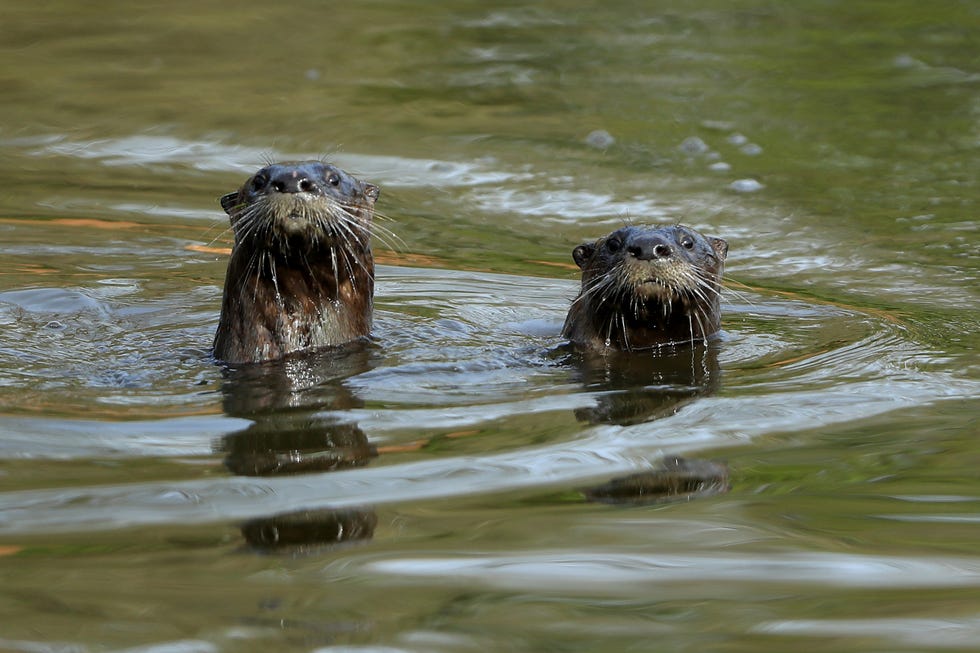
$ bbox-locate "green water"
[1,2,978,651]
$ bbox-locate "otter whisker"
[251,251,267,304]
[619,313,632,351]
[339,244,358,289]
[233,210,265,248]
[572,273,618,308]
[603,309,617,346]
[204,219,237,249]
[348,206,404,252]
[366,220,404,252]
[269,254,283,307]
[690,308,704,343]
[234,247,261,309]
[329,246,341,298]
[333,224,357,285]
[718,278,756,308]
[332,217,372,269]
[326,207,364,244]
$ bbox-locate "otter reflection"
[222,416,376,477]
[218,345,379,552]
[241,507,377,554]
[562,340,721,426]
[583,456,729,505]
[560,341,730,505]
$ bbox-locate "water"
[1,1,978,651]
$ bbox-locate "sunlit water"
[1,2,978,652]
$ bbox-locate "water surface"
[1,2,978,652]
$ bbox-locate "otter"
[562,224,728,351]
[213,161,380,364]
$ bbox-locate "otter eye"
[681,236,695,249]
[251,173,269,191]
[327,173,341,186]
[606,237,622,253]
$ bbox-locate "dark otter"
[213,161,380,364]
[562,224,728,351]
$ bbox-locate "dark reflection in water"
[560,342,729,504]
[222,417,376,477]
[241,507,377,554]
[583,456,730,506]
[219,336,729,544]
[561,341,721,426]
[217,343,381,552]
[219,342,379,415]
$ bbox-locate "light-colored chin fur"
[229,193,363,249]
[618,260,693,302]
[631,280,679,302]
[264,194,332,239]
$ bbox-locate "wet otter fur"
[562,224,728,351]
[213,161,380,364]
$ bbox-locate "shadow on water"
[217,343,381,554]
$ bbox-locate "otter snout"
[268,166,318,194]
[626,234,673,261]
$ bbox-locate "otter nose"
[627,235,673,261]
[270,170,317,194]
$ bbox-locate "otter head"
[220,161,380,253]
[564,224,729,350]
[573,225,728,302]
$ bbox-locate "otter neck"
[564,289,722,351]
[606,295,721,350]
[214,240,374,364]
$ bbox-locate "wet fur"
[213,161,380,364]
[562,224,728,351]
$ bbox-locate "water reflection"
[583,456,730,505]
[559,342,730,505]
[560,341,721,426]
[217,344,380,552]
[219,342,378,415]
[221,417,376,477]
[240,507,377,554]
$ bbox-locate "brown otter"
[562,224,728,351]
[213,161,380,364]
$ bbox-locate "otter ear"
[708,236,728,261]
[219,192,240,215]
[572,242,596,269]
[363,183,380,202]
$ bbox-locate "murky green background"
[1,2,978,652]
